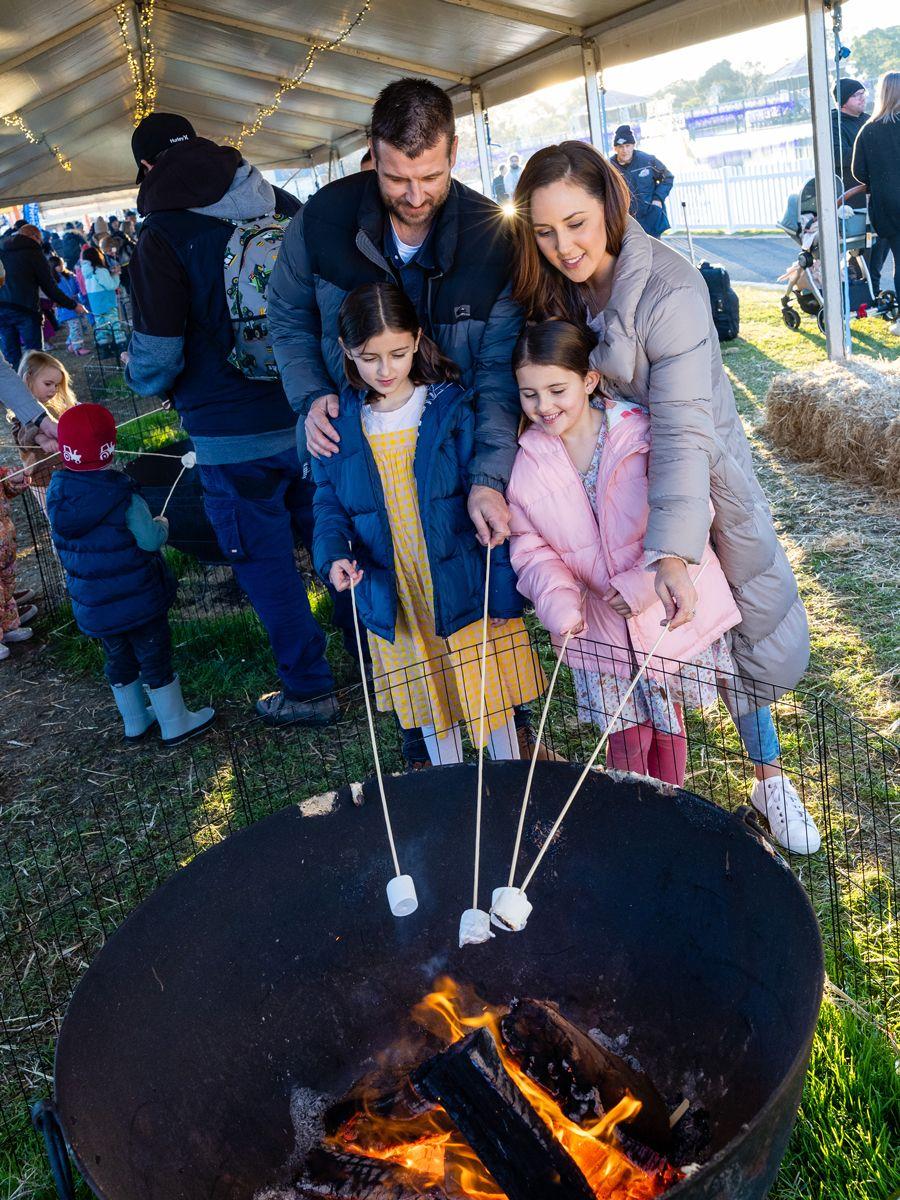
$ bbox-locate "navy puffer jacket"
[311,382,523,643]
[268,172,523,491]
[46,469,176,638]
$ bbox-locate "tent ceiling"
[1,0,803,205]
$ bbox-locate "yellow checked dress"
[362,388,544,739]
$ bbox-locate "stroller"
[778,176,898,333]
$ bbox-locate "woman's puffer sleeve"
[639,284,718,564]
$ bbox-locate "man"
[831,78,869,189]
[492,162,509,203]
[124,112,338,728]
[505,153,522,194]
[609,125,674,239]
[360,149,375,172]
[0,224,87,367]
[268,77,534,765]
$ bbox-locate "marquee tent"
[0,0,852,357]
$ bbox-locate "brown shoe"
[517,724,566,762]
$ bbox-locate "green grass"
[115,407,182,454]
[2,287,898,1198]
[774,1001,900,1200]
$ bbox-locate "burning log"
[296,1147,450,1200]
[412,1027,596,1200]
[323,1077,436,1138]
[500,999,671,1153]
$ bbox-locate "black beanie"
[613,124,635,145]
[834,78,864,106]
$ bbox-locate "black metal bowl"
[53,763,823,1200]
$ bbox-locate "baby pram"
[778,176,898,333]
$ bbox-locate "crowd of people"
[15,71,898,860]
[0,211,135,368]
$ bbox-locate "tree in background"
[657,59,768,108]
[847,25,900,84]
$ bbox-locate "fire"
[327,978,681,1198]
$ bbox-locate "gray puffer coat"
[588,218,809,709]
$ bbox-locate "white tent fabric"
[0,0,803,204]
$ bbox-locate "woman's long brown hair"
[511,141,631,323]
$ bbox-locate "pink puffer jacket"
[507,402,741,680]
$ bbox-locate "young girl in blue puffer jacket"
[46,404,214,746]
[312,283,544,766]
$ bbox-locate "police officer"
[610,125,674,238]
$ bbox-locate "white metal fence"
[668,161,816,232]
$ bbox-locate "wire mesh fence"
[1,627,897,1186]
[3,326,898,1192]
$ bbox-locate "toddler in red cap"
[45,404,214,745]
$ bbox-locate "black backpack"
[699,260,740,342]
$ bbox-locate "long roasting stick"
[471,543,493,912]
[3,404,171,483]
[349,562,401,881]
[506,630,572,888]
[520,559,710,894]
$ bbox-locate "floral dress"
[571,402,736,736]
[363,387,545,738]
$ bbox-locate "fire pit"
[51,762,823,1200]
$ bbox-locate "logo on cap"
[62,445,82,464]
[99,441,116,461]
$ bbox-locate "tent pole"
[470,86,494,198]
[582,39,604,152]
[804,0,849,360]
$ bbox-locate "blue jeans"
[0,307,41,370]
[101,616,174,689]
[199,450,335,701]
[736,705,781,765]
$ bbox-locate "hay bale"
[765,358,900,494]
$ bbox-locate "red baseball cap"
[58,404,117,472]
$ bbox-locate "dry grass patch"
[765,358,900,494]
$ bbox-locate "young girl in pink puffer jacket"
[507,321,741,786]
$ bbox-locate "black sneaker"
[255,691,340,727]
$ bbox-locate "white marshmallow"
[490,886,532,931]
[386,873,418,917]
[459,907,494,947]
[180,450,197,468]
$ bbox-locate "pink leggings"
[605,707,687,786]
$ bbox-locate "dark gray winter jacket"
[267,172,523,491]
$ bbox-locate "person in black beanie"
[609,125,674,239]
[831,78,869,188]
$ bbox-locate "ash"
[254,1087,330,1200]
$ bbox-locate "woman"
[510,140,819,855]
[852,71,900,334]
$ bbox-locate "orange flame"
[327,977,681,1198]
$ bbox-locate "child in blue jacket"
[46,404,214,746]
[312,283,544,766]
[49,256,89,354]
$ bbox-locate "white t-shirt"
[390,222,423,264]
[361,385,428,434]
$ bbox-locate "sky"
[605,0,895,95]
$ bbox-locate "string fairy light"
[1,112,72,171]
[115,0,158,125]
[225,0,373,150]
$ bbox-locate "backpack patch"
[224,215,291,380]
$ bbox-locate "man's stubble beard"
[379,174,453,231]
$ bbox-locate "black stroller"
[778,176,897,333]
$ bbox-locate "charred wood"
[412,1027,596,1200]
[500,998,671,1152]
[296,1148,449,1200]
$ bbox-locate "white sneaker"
[2,627,33,644]
[0,643,9,661]
[16,603,37,624]
[750,776,821,855]
[890,318,900,336]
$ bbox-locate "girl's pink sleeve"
[508,481,583,637]
[607,562,661,616]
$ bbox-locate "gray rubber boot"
[147,676,215,746]
[111,680,157,742]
